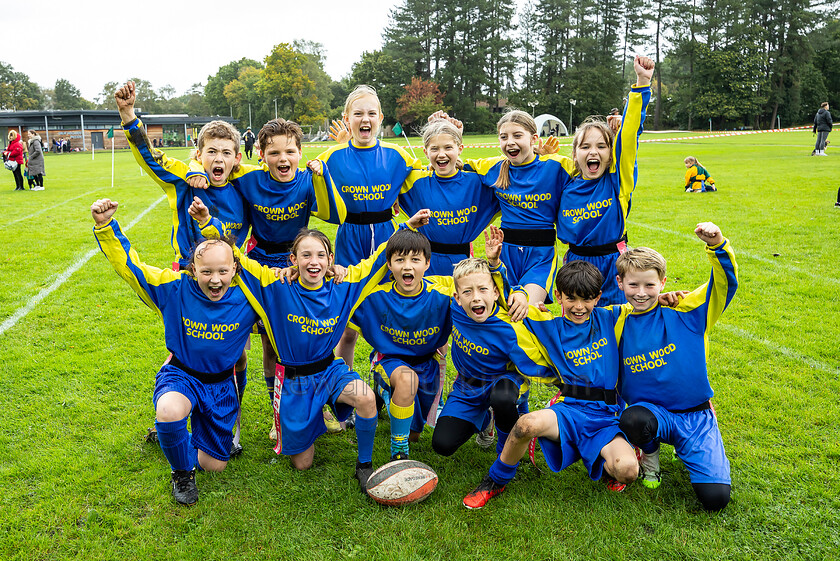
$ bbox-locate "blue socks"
[155,418,197,472]
[640,438,660,455]
[354,412,378,464]
[495,428,510,456]
[389,401,414,456]
[488,457,519,486]
[264,375,275,402]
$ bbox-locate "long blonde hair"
[495,110,537,189]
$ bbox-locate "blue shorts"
[634,401,731,485]
[501,242,559,303]
[439,374,525,432]
[334,220,397,267]
[373,355,440,433]
[563,250,623,306]
[428,251,470,277]
[275,359,359,455]
[248,247,292,269]
[153,364,242,462]
[538,401,625,481]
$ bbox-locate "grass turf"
[0,129,838,560]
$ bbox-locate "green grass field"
[1,129,838,560]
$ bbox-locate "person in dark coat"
[813,102,833,156]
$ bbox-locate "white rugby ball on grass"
[366,460,438,506]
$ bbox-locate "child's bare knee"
[291,456,313,471]
[511,415,538,441]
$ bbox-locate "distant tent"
[534,114,568,136]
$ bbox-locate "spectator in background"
[242,126,256,159]
[26,130,46,191]
[813,102,832,156]
[3,130,26,191]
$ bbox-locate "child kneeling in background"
[684,156,717,192]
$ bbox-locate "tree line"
[2,0,838,133]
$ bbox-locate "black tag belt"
[502,228,556,247]
[168,354,234,384]
[282,354,336,379]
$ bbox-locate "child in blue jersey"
[616,222,738,511]
[189,118,346,424]
[399,120,501,275]
[463,112,576,306]
[683,156,717,192]
[115,81,251,451]
[431,228,537,461]
[319,85,423,370]
[348,229,454,460]
[115,82,250,266]
[91,198,264,506]
[191,198,431,491]
[462,260,639,509]
[555,55,654,306]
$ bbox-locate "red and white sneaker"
[463,475,506,509]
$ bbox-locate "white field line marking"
[626,220,840,287]
[4,189,99,227]
[0,196,166,337]
[717,324,839,375]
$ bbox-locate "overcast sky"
[5,0,399,102]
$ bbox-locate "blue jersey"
[227,164,345,262]
[450,300,549,384]
[525,306,630,408]
[557,85,651,246]
[201,219,413,368]
[349,276,453,359]
[617,240,738,410]
[317,140,420,215]
[318,140,422,266]
[399,169,500,274]
[94,218,260,374]
[122,118,249,266]
[464,154,575,230]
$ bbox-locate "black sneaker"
[463,475,506,509]
[144,427,158,443]
[390,451,409,461]
[355,461,374,493]
[171,469,198,505]
[230,442,244,457]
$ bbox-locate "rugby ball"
[366,460,438,506]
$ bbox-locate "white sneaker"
[31,186,44,191]
[475,412,495,449]
[638,448,661,489]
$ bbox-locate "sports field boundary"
[0,195,166,337]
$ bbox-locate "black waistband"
[502,228,556,247]
[460,375,487,388]
[168,354,234,384]
[556,383,617,405]
[386,352,438,367]
[253,236,293,255]
[345,209,393,225]
[281,354,336,379]
[669,400,711,414]
[568,234,628,257]
[429,240,470,256]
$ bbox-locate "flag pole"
[111,136,115,189]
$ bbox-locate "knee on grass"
[606,454,639,484]
[693,483,730,511]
